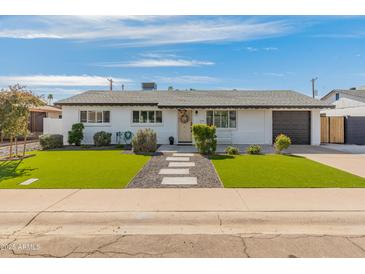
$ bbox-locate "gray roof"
[321,89,365,103]
[55,90,333,109]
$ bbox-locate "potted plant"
[169,136,174,145]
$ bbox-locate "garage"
[345,116,365,145]
[273,111,311,144]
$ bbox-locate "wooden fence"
[320,116,344,144]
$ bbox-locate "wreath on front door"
[179,111,189,124]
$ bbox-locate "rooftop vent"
[142,82,157,91]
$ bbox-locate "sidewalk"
[2,188,365,212]
[1,188,365,236]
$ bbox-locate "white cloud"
[245,47,258,52]
[0,75,132,87]
[263,72,285,77]
[97,59,214,68]
[0,16,293,47]
[156,75,218,84]
[244,46,278,52]
[263,47,278,51]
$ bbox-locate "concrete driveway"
[295,144,365,178]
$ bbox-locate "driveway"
[295,145,365,178]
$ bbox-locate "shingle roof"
[321,89,365,103]
[55,90,333,109]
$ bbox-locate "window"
[132,110,163,124]
[80,111,87,123]
[335,93,340,101]
[88,111,96,123]
[206,110,236,128]
[79,110,110,124]
[103,111,110,123]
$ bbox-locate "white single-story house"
[54,89,332,145]
[321,89,365,116]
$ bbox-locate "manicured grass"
[0,150,150,188]
[211,154,365,188]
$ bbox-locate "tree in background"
[47,94,53,105]
[0,84,44,159]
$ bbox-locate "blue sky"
[0,15,364,101]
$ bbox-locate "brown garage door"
[273,111,311,144]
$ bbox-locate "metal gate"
[345,117,365,145]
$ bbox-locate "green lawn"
[0,150,150,188]
[211,154,365,188]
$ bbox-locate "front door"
[178,109,192,143]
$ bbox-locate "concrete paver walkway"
[127,152,221,188]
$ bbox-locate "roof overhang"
[55,103,334,109]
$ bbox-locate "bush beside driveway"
[0,150,150,188]
[211,154,365,188]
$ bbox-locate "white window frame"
[131,110,163,126]
[79,110,111,125]
[206,110,237,129]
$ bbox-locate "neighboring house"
[321,89,365,145]
[55,90,332,146]
[320,89,365,116]
[29,105,62,136]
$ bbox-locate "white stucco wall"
[321,93,365,116]
[311,109,321,145]
[61,106,178,145]
[43,117,63,135]
[192,109,272,144]
[61,106,320,145]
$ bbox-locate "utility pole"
[311,77,318,98]
[107,78,113,92]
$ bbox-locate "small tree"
[68,123,84,146]
[192,124,217,155]
[0,85,44,158]
[274,134,291,154]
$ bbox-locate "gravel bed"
[0,141,41,157]
[127,152,222,188]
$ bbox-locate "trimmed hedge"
[68,123,84,146]
[192,124,217,155]
[39,134,63,150]
[93,131,112,146]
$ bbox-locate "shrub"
[192,124,217,155]
[132,128,157,153]
[274,134,291,154]
[93,131,112,146]
[225,146,239,155]
[39,134,63,150]
[246,144,262,155]
[68,123,84,146]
